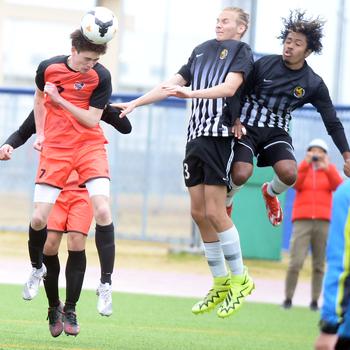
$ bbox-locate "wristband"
[319,319,339,334]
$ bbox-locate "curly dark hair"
[70,29,107,55]
[278,10,325,54]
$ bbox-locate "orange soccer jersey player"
[26,30,116,318]
[1,106,131,336]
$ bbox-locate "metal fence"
[291,106,350,170]
[1,87,350,244]
[0,88,193,243]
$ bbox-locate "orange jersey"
[35,55,112,148]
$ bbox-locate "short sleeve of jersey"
[35,61,49,91]
[177,50,195,87]
[89,64,112,109]
[34,56,66,92]
[229,43,254,80]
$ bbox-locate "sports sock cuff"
[218,225,240,244]
[29,224,48,246]
[95,223,115,245]
[96,222,114,232]
[269,175,291,195]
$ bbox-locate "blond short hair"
[223,7,249,36]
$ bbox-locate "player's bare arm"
[44,82,103,127]
[111,74,187,117]
[164,72,243,99]
[314,332,338,350]
[343,153,350,177]
[33,88,46,151]
[0,144,13,160]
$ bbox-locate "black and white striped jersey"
[178,39,253,142]
[240,54,349,153]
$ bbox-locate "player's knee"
[31,213,47,230]
[205,210,219,228]
[94,204,112,224]
[44,240,59,255]
[289,261,303,271]
[279,168,297,186]
[191,208,206,225]
[232,168,251,186]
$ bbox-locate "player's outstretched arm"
[165,72,243,99]
[0,110,36,160]
[101,105,132,134]
[111,74,187,117]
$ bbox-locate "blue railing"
[1,86,349,114]
[0,87,187,109]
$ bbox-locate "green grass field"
[0,284,318,350]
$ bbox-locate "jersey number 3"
[183,163,190,180]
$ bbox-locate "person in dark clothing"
[226,9,350,225]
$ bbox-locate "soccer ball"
[81,7,117,45]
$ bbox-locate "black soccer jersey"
[178,39,253,142]
[240,55,349,153]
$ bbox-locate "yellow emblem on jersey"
[219,49,228,60]
[293,86,305,98]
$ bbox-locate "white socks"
[203,241,228,277]
[218,226,244,275]
[226,183,243,207]
[267,174,291,197]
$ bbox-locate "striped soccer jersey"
[241,55,341,133]
[178,39,253,142]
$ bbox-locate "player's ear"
[304,49,312,58]
[237,23,246,37]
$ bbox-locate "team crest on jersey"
[219,49,228,60]
[293,86,305,98]
[74,82,85,90]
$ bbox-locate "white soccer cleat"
[96,282,113,316]
[22,264,47,300]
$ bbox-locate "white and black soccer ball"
[81,7,117,45]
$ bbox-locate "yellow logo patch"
[219,49,228,60]
[293,86,305,98]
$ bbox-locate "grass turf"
[0,283,318,350]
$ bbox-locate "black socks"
[28,224,47,269]
[95,223,115,284]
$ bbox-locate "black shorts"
[233,125,296,167]
[183,136,234,187]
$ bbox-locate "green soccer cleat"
[217,268,255,318]
[192,275,231,315]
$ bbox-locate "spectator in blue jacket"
[314,179,350,350]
